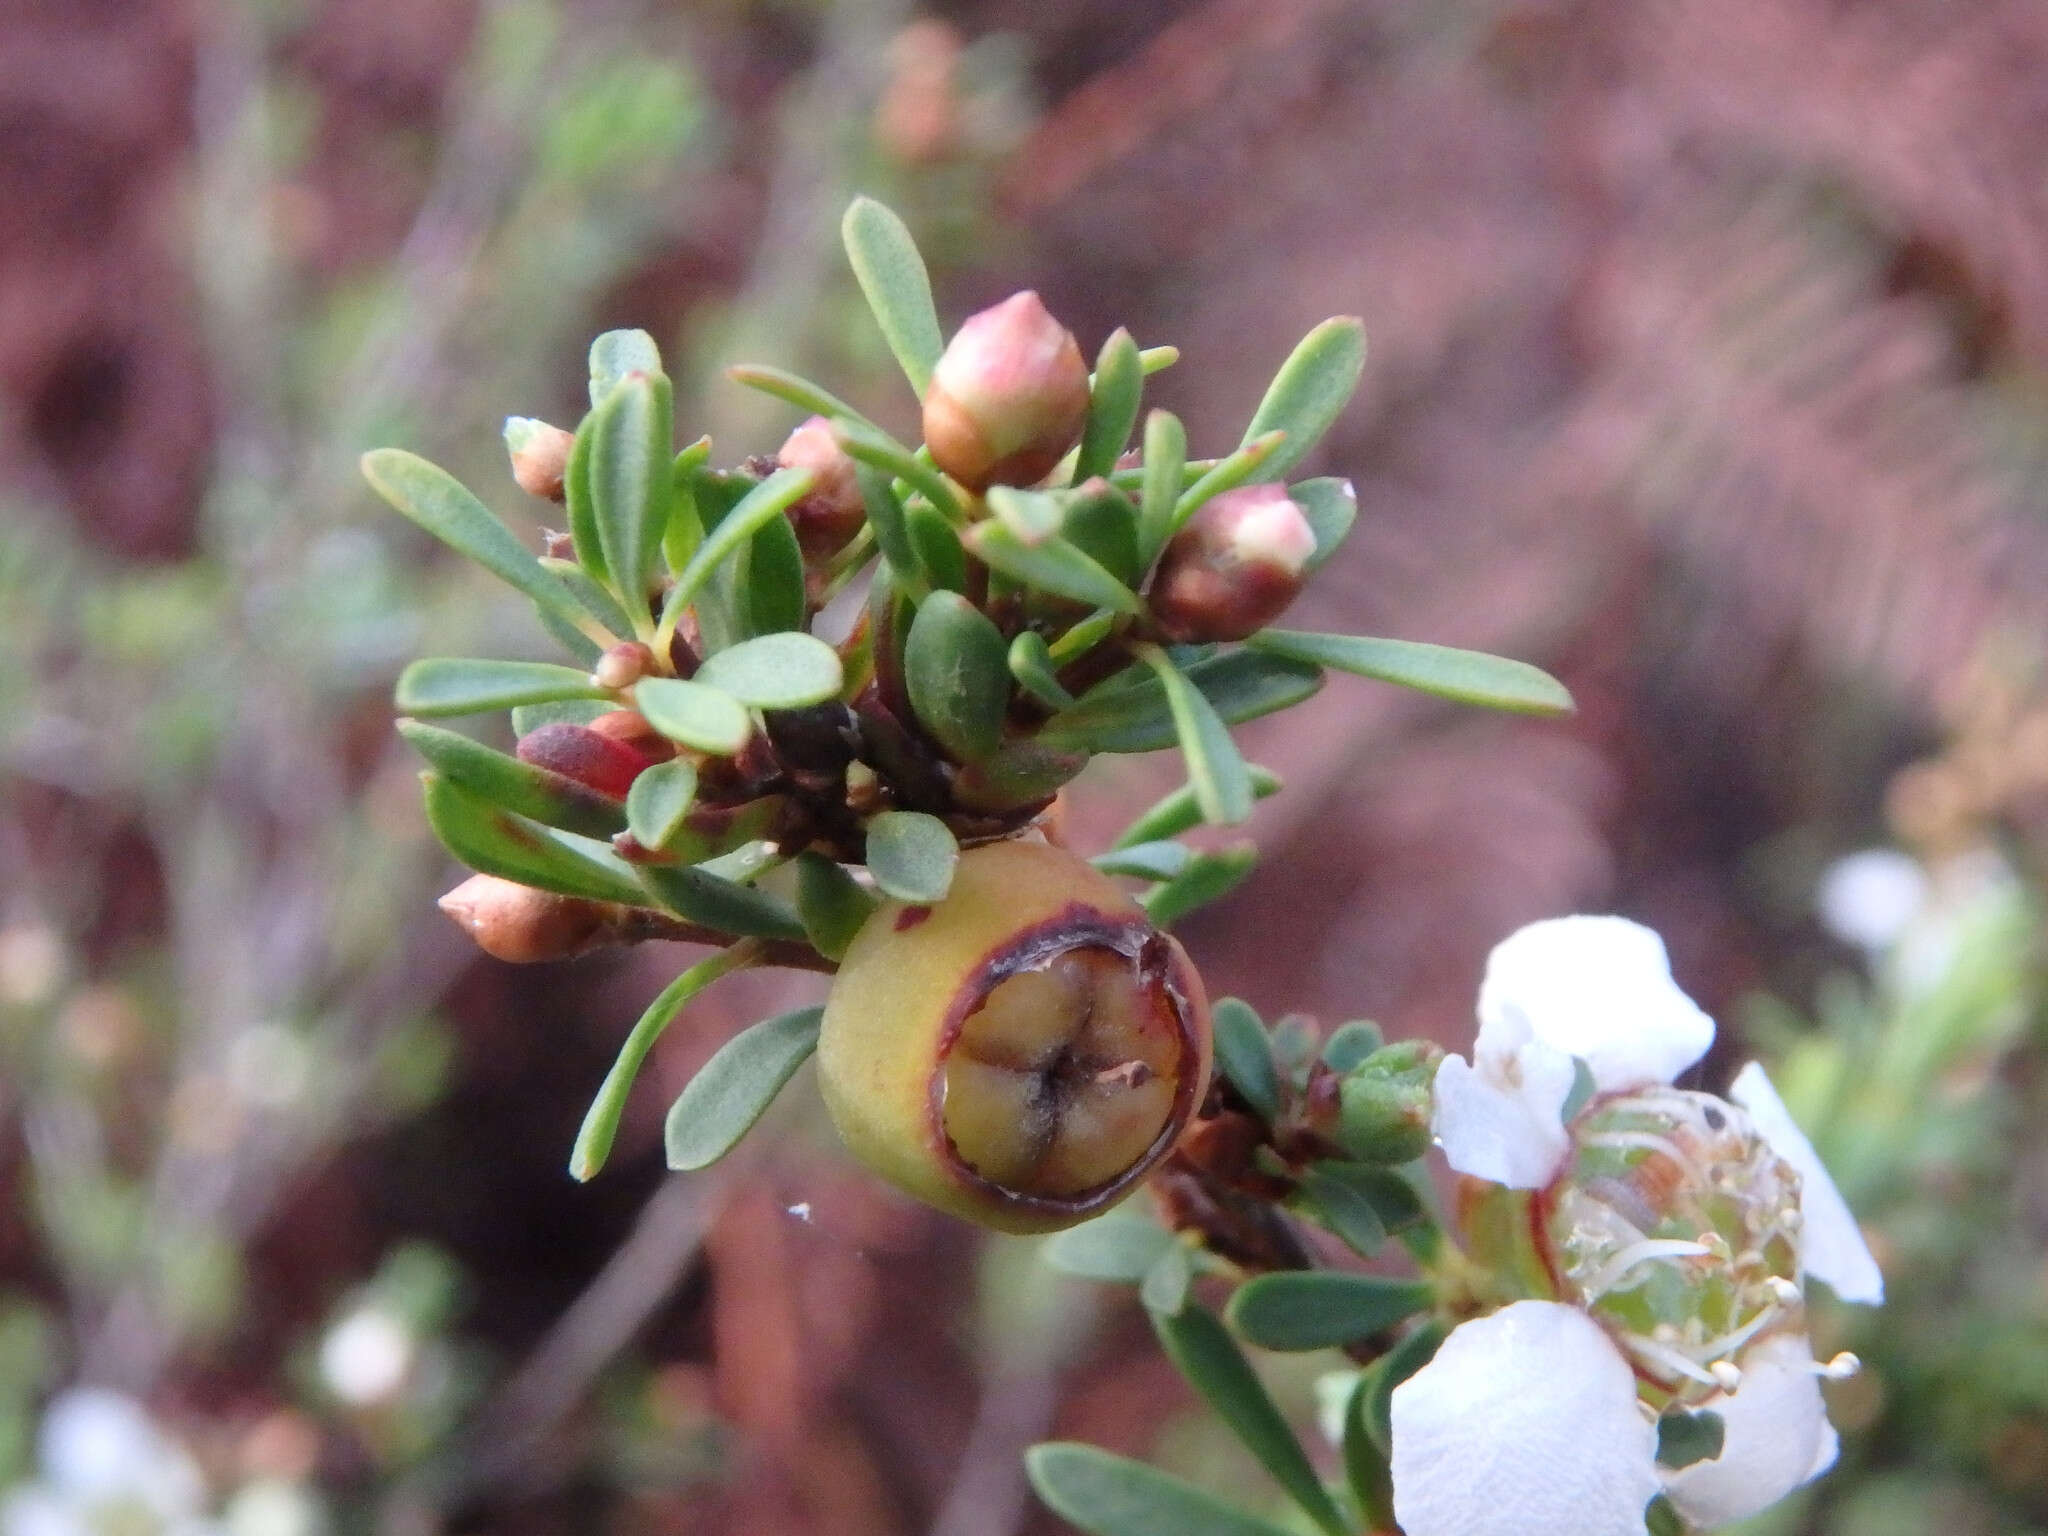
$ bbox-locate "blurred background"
[4,0,2048,1532]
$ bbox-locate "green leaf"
[965,524,1145,618]
[511,698,612,734]
[1138,345,1179,375]
[1136,410,1187,566]
[1076,328,1143,483]
[1041,1214,1172,1282]
[841,196,944,396]
[835,419,962,524]
[1062,479,1144,587]
[1321,1021,1384,1073]
[1138,646,1252,825]
[625,758,698,850]
[1151,1306,1350,1536]
[1170,430,1285,532]
[983,485,1064,545]
[570,944,754,1181]
[1048,608,1118,665]
[864,811,958,902]
[1143,843,1257,927]
[852,464,920,589]
[664,1005,825,1171]
[1212,998,1279,1123]
[1309,1162,1427,1243]
[395,658,608,718]
[904,591,1011,763]
[633,678,753,755]
[1288,478,1356,572]
[587,370,673,605]
[564,412,608,587]
[1364,1323,1446,1456]
[951,739,1089,813]
[397,721,624,839]
[1112,767,1282,849]
[724,365,877,434]
[904,500,967,593]
[694,631,844,710]
[1241,318,1365,482]
[1297,1165,1387,1258]
[1225,1272,1435,1352]
[540,557,637,639]
[1656,1409,1727,1471]
[1006,631,1075,709]
[1247,631,1574,716]
[1138,1240,1192,1316]
[637,862,806,941]
[421,774,644,905]
[588,328,663,406]
[1090,841,1191,881]
[793,852,877,962]
[1339,1377,1395,1532]
[664,438,712,569]
[361,450,601,642]
[1040,651,1322,754]
[1026,1444,1300,1536]
[659,467,818,630]
[733,511,807,638]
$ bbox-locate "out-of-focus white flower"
[1817,849,1927,954]
[319,1307,414,1407]
[1397,917,1884,1536]
[1,1387,219,1536]
[222,1480,328,1536]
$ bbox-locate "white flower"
[1816,849,1926,954]
[1396,916,1885,1536]
[1,1388,219,1536]
[319,1307,414,1407]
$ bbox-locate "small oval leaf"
[904,591,1011,763]
[864,811,959,903]
[1241,317,1366,482]
[1212,998,1279,1124]
[665,1005,825,1171]
[1225,1271,1436,1352]
[633,678,753,755]
[1041,1215,1173,1283]
[794,852,877,962]
[842,197,944,396]
[1006,631,1075,709]
[625,758,698,851]
[587,371,673,603]
[1248,630,1574,716]
[1076,328,1143,483]
[1288,478,1357,572]
[694,632,844,711]
[1136,409,1187,566]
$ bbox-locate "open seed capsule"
[817,840,1212,1233]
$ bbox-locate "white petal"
[1391,1301,1660,1536]
[1431,1048,1575,1189]
[1816,850,1925,953]
[1661,1333,1836,1527]
[1477,917,1715,1093]
[1729,1064,1884,1304]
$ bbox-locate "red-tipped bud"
[516,721,663,800]
[922,292,1089,491]
[438,875,615,962]
[504,417,575,502]
[1147,484,1315,642]
[777,416,867,561]
[592,642,656,691]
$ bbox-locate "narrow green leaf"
[664,1005,825,1171]
[564,412,607,587]
[1063,479,1143,586]
[665,438,712,570]
[1228,1272,1434,1353]
[950,739,1088,813]
[724,365,877,433]
[1151,1306,1350,1536]
[362,450,600,640]
[983,485,1064,545]
[658,467,817,630]
[1170,430,1287,533]
[1112,767,1282,849]
[904,500,967,593]
[864,810,959,902]
[1656,1409,1727,1471]
[1007,631,1075,709]
[535,602,602,665]
[1076,328,1144,483]
[637,862,806,941]
[852,464,920,590]
[398,721,624,838]
[633,678,752,755]
[1297,1166,1387,1258]
[1139,1241,1192,1316]
[1026,1444,1300,1536]
[1041,1215,1172,1283]
[733,510,807,638]
[835,419,962,524]
[625,758,698,850]
[842,196,944,395]
[1340,1377,1395,1532]
[1138,345,1179,375]
[1320,1021,1384,1073]
[510,698,612,734]
[1143,843,1257,927]
[421,774,644,905]
[965,521,1144,616]
[904,591,1011,762]
[1090,841,1192,882]
[540,556,636,638]
[570,943,754,1181]
[1048,609,1117,665]
[694,632,844,710]
[1288,478,1356,572]
[1040,651,1319,755]
[395,658,608,717]
[1241,318,1365,482]
[1136,647,1252,825]
[1310,1162,1427,1243]
[588,328,663,406]
[1247,631,1573,716]
[1136,410,1186,565]
[794,852,877,962]
[1212,998,1280,1123]
[587,371,673,605]
[1364,1322,1446,1456]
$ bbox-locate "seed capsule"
[922,292,1090,492]
[1148,484,1316,642]
[818,840,1212,1232]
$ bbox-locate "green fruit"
[818,840,1213,1233]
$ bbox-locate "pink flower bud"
[777,416,867,560]
[438,875,614,963]
[1147,484,1316,642]
[922,292,1089,491]
[504,417,575,502]
[592,642,655,691]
